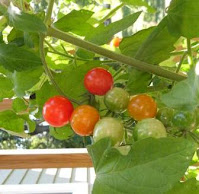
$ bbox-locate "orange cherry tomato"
[110,37,121,47]
[128,94,157,121]
[70,105,100,136]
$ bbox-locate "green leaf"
[120,27,155,57]
[161,69,199,111]
[88,137,196,194]
[53,9,94,36]
[86,11,141,45]
[121,0,155,13]
[167,0,199,38]
[12,98,28,113]
[50,125,74,140]
[167,178,199,194]
[126,69,152,94]
[0,110,25,133]
[7,4,46,33]
[0,44,42,72]
[135,18,178,64]
[11,67,43,97]
[0,75,14,101]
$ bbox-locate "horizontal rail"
[0,149,93,169]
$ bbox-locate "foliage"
[0,0,199,193]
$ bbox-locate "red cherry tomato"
[43,96,74,127]
[110,37,121,47]
[70,105,100,136]
[128,94,157,121]
[84,67,113,95]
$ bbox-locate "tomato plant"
[84,67,113,95]
[93,117,124,146]
[43,96,74,127]
[70,105,100,136]
[128,94,157,121]
[133,118,167,141]
[104,87,130,112]
[0,0,199,193]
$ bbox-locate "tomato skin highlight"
[43,96,74,127]
[134,118,167,141]
[84,67,113,96]
[128,94,157,121]
[93,117,124,146]
[70,105,100,136]
[104,87,130,113]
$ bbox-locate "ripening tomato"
[110,37,121,47]
[70,105,100,136]
[172,110,196,130]
[128,94,157,121]
[104,87,130,112]
[43,96,74,127]
[93,117,124,146]
[134,118,167,141]
[84,67,113,96]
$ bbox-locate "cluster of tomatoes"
[42,67,198,146]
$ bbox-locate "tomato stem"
[47,27,187,82]
[187,38,194,67]
[39,35,80,105]
[44,0,55,26]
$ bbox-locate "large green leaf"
[53,9,94,36]
[12,98,28,113]
[126,69,152,94]
[7,4,46,33]
[167,178,199,194]
[161,69,199,111]
[88,138,196,194]
[11,67,43,97]
[167,0,199,38]
[85,11,141,45]
[0,44,42,72]
[0,110,25,133]
[134,18,178,65]
[0,75,14,101]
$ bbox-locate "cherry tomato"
[84,67,113,96]
[43,96,74,127]
[110,37,121,47]
[172,111,196,130]
[156,107,174,127]
[70,105,100,136]
[93,117,124,146]
[134,118,167,141]
[128,94,157,121]
[104,87,130,113]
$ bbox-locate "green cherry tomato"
[156,107,174,127]
[104,87,130,113]
[172,111,196,130]
[134,118,167,141]
[93,117,124,146]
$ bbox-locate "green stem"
[171,52,187,87]
[187,38,194,67]
[44,0,55,25]
[39,35,80,105]
[99,3,124,24]
[47,27,186,82]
